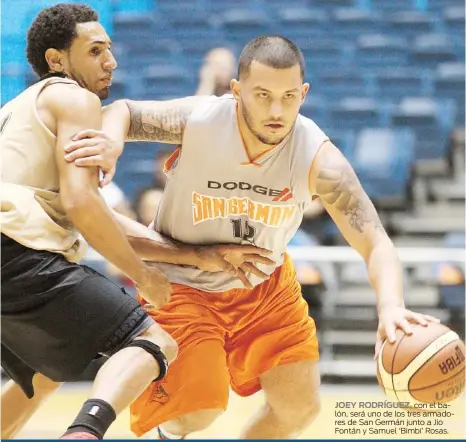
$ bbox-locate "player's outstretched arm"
[45,84,171,307]
[62,96,208,186]
[112,210,275,289]
[309,141,439,355]
[101,96,206,144]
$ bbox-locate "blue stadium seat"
[112,39,181,70]
[156,0,207,13]
[300,42,352,78]
[332,9,381,39]
[113,12,155,42]
[434,63,465,127]
[206,0,265,11]
[391,97,456,160]
[356,34,409,68]
[385,10,436,38]
[159,12,225,44]
[219,9,271,43]
[141,65,195,99]
[369,0,421,11]
[309,0,356,9]
[427,0,464,12]
[314,71,374,100]
[276,7,329,40]
[375,68,428,99]
[411,33,458,66]
[352,128,415,201]
[328,98,384,131]
[444,7,466,57]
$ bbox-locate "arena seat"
[391,97,456,161]
[328,98,384,131]
[434,63,466,127]
[411,33,458,67]
[385,10,436,38]
[352,128,415,203]
[356,34,409,68]
[219,9,271,43]
[375,68,428,100]
[276,7,329,39]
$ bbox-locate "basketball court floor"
[11,383,465,439]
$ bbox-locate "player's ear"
[230,79,240,101]
[301,83,310,104]
[45,48,65,73]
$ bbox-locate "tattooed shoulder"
[126,100,191,143]
[315,151,383,234]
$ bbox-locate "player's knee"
[137,323,179,364]
[164,408,224,434]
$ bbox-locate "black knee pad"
[124,339,168,382]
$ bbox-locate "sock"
[64,399,116,439]
[158,425,185,439]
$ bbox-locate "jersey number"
[231,219,256,243]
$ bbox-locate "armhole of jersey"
[35,78,80,139]
[163,146,182,175]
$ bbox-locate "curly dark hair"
[26,3,98,77]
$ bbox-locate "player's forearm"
[365,238,405,313]
[112,210,200,266]
[64,191,147,282]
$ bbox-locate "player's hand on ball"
[195,245,275,289]
[135,267,172,309]
[64,129,123,187]
[375,305,441,359]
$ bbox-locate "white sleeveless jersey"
[0,78,86,262]
[152,95,328,292]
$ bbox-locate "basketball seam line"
[391,332,406,403]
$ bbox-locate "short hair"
[238,35,305,80]
[26,3,98,77]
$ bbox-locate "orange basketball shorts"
[130,254,319,436]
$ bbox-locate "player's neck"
[236,108,277,162]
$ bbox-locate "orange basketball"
[377,323,465,405]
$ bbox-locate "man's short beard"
[241,103,287,146]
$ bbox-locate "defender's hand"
[195,245,275,289]
[64,129,123,187]
[135,267,172,310]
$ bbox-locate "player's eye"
[258,92,269,99]
[90,47,101,56]
[284,93,296,100]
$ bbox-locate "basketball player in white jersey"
[0,5,273,439]
[62,35,441,439]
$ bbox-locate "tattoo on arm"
[126,101,190,143]
[316,163,383,234]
